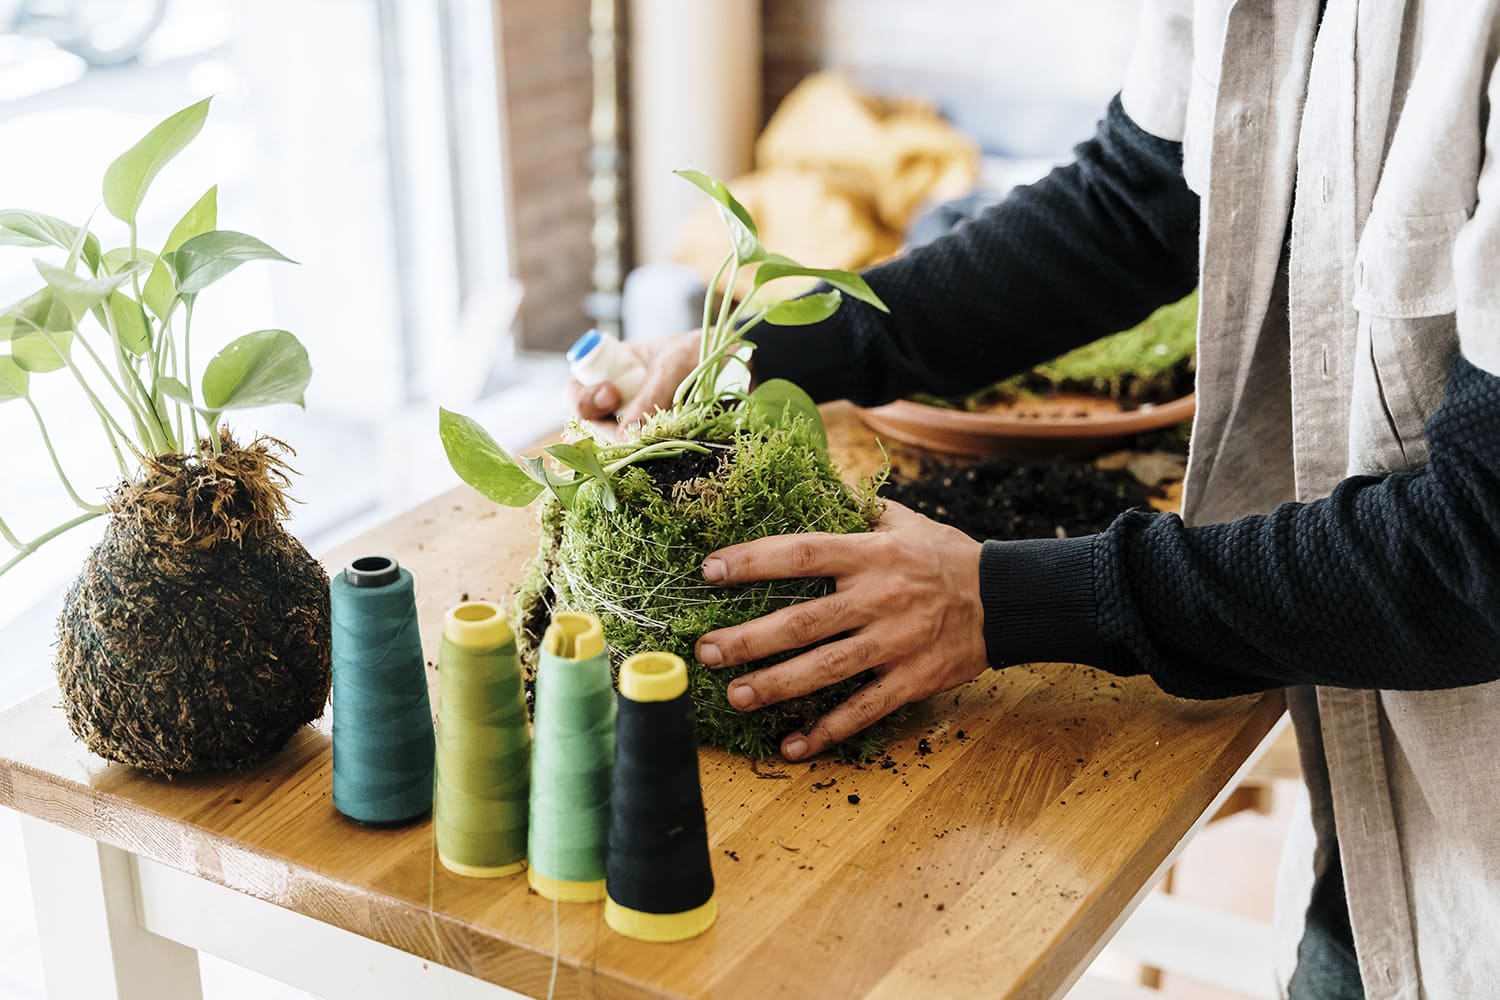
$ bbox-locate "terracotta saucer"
[855,392,1196,458]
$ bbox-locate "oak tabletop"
[0,403,1284,999]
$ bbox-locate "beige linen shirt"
[1123,1,1500,996]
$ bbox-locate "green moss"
[518,408,895,759]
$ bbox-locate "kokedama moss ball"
[55,436,331,775]
[515,410,897,759]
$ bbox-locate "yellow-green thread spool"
[434,601,530,878]
[527,612,614,902]
[604,651,718,942]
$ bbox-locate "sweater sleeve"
[982,355,1500,697]
[750,94,1201,406]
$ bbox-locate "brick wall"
[495,0,595,352]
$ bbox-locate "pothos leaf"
[107,292,151,355]
[520,452,582,509]
[676,168,763,262]
[438,407,546,507]
[753,253,889,312]
[0,356,29,402]
[158,375,193,404]
[144,185,216,320]
[102,246,157,274]
[102,97,212,226]
[763,290,842,327]
[544,440,617,511]
[167,229,295,297]
[745,378,827,452]
[34,259,142,322]
[11,329,74,372]
[0,210,102,273]
[200,329,311,410]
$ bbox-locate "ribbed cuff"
[980,535,1109,668]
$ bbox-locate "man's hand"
[568,329,701,435]
[695,501,989,761]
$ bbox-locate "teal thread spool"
[434,601,531,877]
[528,612,615,902]
[330,556,435,826]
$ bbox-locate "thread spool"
[330,556,435,826]
[605,651,716,941]
[434,601,531,877]
[528,611,615,902]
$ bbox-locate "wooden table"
[0,404,1284,1000]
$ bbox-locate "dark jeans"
[1287,861,1365,1000]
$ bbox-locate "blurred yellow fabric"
[674,72,978,302]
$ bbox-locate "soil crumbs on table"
[879,454,1156,541]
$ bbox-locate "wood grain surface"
[0,403,1284,998]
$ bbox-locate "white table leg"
[20,815,204,1000]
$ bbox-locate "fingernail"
[591,385,612,409]
[696,642,721,667]
[702,558,726,583]
[784,738,808,760]
[728,684,754,709]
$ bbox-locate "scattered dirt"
[879,454,1157,542]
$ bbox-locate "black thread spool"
[604,651,717,942]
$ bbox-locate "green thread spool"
[528,611,615,902]
[434,601,531,878]
[330,555,435,826]
[605,652,717,942]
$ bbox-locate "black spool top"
[344,555,401,588]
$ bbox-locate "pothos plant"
[441,170,903,758]
[1,98,330,774]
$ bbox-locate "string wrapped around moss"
[54,434,331,774]
[515,409,895,759]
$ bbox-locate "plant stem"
[32,326,158,453]
[0,512,21,550]
[603,438,711,474]
[700,252,733,367]
[95,406,131,478]
[22,398,107,513]
[0,510,105,577]
[71,315,160,445]
[182,298,203,452]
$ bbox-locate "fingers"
[780,675,910,761]
[696,592,865,669]
[570,379,621,420]
[614,362,681,431]
[702,532,868,585]
[722,632,884,710]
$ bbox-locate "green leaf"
[158,375,193,404]
[753,253,889,312]
[12,330,73,372]
[544,440,617,511]
[438,408,547,507]
[102,97,212,225]
[102,246,157,273]
[0,288,69,340]
[0,210,102,272]
[746,378,827,451]
[200,329,311,410]
[35,260,142,321]
[105,292,151,355]
[520,452,582,509]
[763,290,843,327]
[0,357,29,402]
[676,168,763,262]
[144,186,216,320]
[167,229,295,296]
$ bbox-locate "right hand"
[569,329,701,435]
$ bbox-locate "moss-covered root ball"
[540,414,899,760]
[54,437,331,775]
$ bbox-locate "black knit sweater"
[752,97,1500,697]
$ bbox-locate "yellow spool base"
[528,868,607,902]
[439,854,527,879]
[605,894,717,942]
